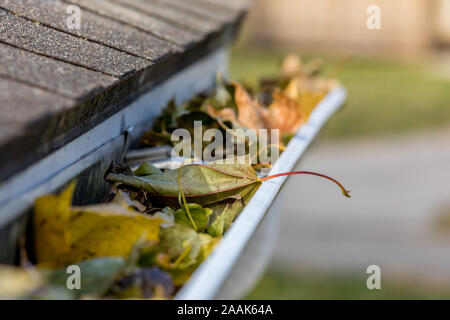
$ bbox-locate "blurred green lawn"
[230,47,450,141]
[245,269,450,300]
[230,47,450,299]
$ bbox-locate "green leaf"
[175,203,212,231]
[136,242,159,267]
[133,163,162,176]
[107,162,262,207]
[198,233,218,263]
[207,199,244,238]
[158,225,202,270]
[42,257,127,299]
[207,179,259,237]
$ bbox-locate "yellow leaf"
[283,77,300,100]
[283,77,330,120]
[63,208,161,265]
[34,182,75,264]
[298,90,327,119]
[198,233,219,262]
[34,183,163,268]
[0,265,43,299]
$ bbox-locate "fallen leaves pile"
[140,55,339,151]
[0,56,346,300]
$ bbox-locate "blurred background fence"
[242,0,450,54]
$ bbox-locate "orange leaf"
[233,82,270,130]
[268,91,305,135]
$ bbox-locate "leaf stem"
[259,171,351,198]
[177,163,198,231]
[172,242,192,269]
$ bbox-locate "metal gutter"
[176,86,347,299]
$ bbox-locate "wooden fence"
[243,0,448,53]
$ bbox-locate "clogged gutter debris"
[0,56,350,300]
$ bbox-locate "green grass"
[245,269,450,300]
[230,48,450,140]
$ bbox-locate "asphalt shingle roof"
[0,0,247,181]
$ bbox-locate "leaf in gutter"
[207,178,259,238]
[106,162,262,207]
[140,130,172,147]
[175,203,213,231]
[283,77,320,120]
[167,267,197,287]
[234,82,270,130]
[207,199,243,238]
[176,111,218,129]
[299,90,327,119]
[198,233,218,262]
[158,225,202,270]
[134,162,162,176]
[108,162,351,214]
[267,91,305,135]
[61,205,162,266]
[151,99,185,133]
[139,100,176,147]
[34,183,163,268]
[156,233,216,286]
[41,257,127,299]
[34,182,75,264]
[104,161,133,178]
